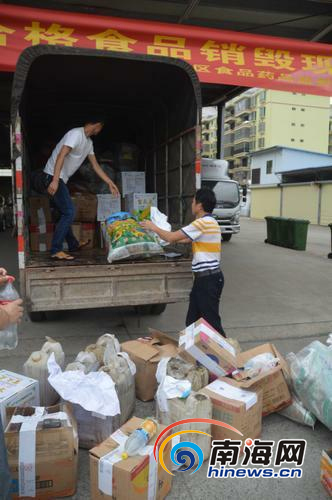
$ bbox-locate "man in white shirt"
[43,119,119,260]
[141,188,225,336]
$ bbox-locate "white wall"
[251,150,282,185]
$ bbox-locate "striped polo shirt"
[181,215,221,272]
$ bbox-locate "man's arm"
[48,145,72,196]
[140,220,191,244]
[88,154,119,195]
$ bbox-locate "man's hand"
[2,299,23,324]
[0,268,7,285]
[108,181,120,196]
[140,220,157,232]
[47,179,59,196]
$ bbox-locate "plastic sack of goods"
[287,339,332,430]
[103,212,163,263]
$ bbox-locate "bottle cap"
[32,352,42,362]
[121,452,129,460]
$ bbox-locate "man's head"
[84,118,105,137]
[192,188,216,217]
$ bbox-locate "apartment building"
[202,107,218,159]
[224,89,330,186]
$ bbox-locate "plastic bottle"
[122,418,158,458]
[0,276,20,350]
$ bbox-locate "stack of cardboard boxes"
[2,318,295,499]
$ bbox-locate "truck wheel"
[150,304,167,315]
[29,311,46,322]
[222,234,232,242]
[136,304,167,315]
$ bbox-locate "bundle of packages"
[286,340,332,430]
[103,212,163,263]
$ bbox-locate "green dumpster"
[278,217,290,247]
[288,219,310,250]
[265,216,275,244]
[328,223,332,259]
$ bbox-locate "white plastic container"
[0,276,20,350]
[23,350,60,406]
[100,351,135,425]
[41,336,65,367]
[157,392,212,463]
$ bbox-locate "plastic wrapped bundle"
[100,351,136,424]
[103,214,163,263]
[96,333,120,360]
[79,161,117,193]
[166,357,209,392]
[24,350,60,406]
[157,392,212,462]
[287,341,332,430]
[75,351,100,373]
[278,394,316,428]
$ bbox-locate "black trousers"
[186,270,226,337]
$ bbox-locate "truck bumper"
[217,223,240,234]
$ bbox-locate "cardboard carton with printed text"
[200,378,263,450]
[5,404,78,499]
[90,416,173,500]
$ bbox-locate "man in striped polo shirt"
[140,188,225,336]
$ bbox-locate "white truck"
[201,158,241,241]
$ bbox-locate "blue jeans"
[46,175,79,254]
[0,414,11,499]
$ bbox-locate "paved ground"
[0,218,331,499]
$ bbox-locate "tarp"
[1,3,331,95]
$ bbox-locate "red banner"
[1,4,332,96]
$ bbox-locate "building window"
[291,138,295,142]
[251,168,261,185]
[300,139,304,143]
[301,108,305,111]
[258,137,265,148]
[292,107,296,110]
[259,107,266,119]
[291,123,296,126]
[266,160,273,174]
[258,90,266,102]
[301,123,305,127]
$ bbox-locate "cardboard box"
[125,193,158,215]
[321,449,332,497]
[29,196,52,225]
[71,193,97,222]
[0,370,39,428]
[179,319,238,378]
[121,330,179,401]
[200,378,263,448]
[30,223,54,252]
[119,171,146,197]
[235,343,292,416]
[97,194,121,221]
[5,404,78,499]
[90,416,173,500]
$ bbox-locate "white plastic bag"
[150,207,171,246]
[278,393,316,428]
[244,352,279,374]
[156,357,191,413]
[287,341,332,430]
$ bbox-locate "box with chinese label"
[0,370,39,428]
[119,172,146,197]
[89,416,173,500]
[5,404,78,499]
[200,378,263,449]
[178,319,238,378]
[125,193,158,217]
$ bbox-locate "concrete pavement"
[0,218,331,499]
